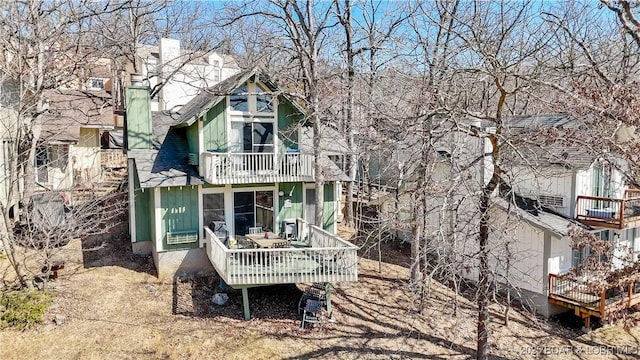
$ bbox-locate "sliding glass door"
[233,190,274,235]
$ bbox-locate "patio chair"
[301,299,323,330]
[270,241,290,265]
[236,236,256,249]
[235,237,256,266]
[272,241,289,248]
[298,283,327,316]
[248,226,263,234]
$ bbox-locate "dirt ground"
[2,227,640,359]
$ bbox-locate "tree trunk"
[0,211,32,289]
[339,0,356,227]
[477,193,491,360]
[410,190,424,285]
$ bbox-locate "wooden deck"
[548,273,640,326]
[203,219,358,287]
[575,190,640,229]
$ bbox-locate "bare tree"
[0,0,129,288]
[223,0,338,226]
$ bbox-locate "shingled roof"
[494,194,591,237]
[503,113,596,170]
[38,90,114,143]
[128,127,204,188]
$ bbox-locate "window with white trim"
[89,77,104,90]
[228,80,277,154]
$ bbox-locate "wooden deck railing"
[548,273,640,318]
[203,223,358,286]
[575,191,640,229]
[624,189,640,199]
[201,152,315,184]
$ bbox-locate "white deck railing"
[203,224,358,287]
[201,152,315,184]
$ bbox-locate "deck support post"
[241,287,250,320]
[575,309,591,331]
[325,283,332,315]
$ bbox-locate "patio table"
[245,232,287,248]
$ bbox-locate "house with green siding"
[125,69,358,319]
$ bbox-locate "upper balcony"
[201,151,315,185]
[576,189,640,229]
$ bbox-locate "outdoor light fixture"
[278,191,284,197]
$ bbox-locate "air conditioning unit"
[187,153,199,165]
[166,231,198,245]
[539,195,566,208]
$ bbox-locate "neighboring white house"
[136,38,241,112]
[376,114,640,322]
[0,77,23,218]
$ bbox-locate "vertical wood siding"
[160,186,199,251]
[125,87,153,150]
[277,101,301,152]
[203,100,227,152]
[323,183,335,232]
[278,182,303,227]
[132,163,152,242]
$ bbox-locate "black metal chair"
[211,221,229,247]
[301,299,323,330]
[298,283,327,316]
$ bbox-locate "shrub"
[0,289,53,329]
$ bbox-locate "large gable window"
[229,81,275,115]
[228,79,277,154]
[230,85,249,112]
[256,86,273,112]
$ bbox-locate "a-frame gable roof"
[174,68,304,128]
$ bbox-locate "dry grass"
[2,227,640,359]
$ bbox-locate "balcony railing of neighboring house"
[101,149,127,169]
[201,151,315,185]
[548,273,640,320]
[203,219,358,286]
[575,190,640,229]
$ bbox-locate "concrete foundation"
[132,240,153,255]
[510,287,569,318]
[154,247,215,280]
